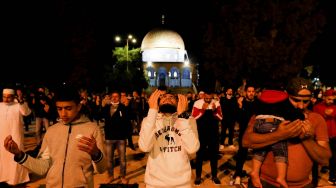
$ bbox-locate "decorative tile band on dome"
[142,48,187,62]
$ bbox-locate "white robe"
[0,102,31,185]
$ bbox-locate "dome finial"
[161,14,165,25]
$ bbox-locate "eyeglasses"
[290,97,311,104]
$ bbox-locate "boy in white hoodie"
[139,89,200,188]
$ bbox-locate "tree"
[201,0,327,89]
[103,46,148,92]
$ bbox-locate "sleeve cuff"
[14,152,28,164]
[92,150,103,163]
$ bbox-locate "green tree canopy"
[104,46,148,92]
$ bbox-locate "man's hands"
[77,135,101,160]
[277,119,315,140]
[202,102,216,111]
[4,135,24,158]
[277,120,302,139]
[148,89,164,110]
[299,120,315,140]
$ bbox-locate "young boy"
[4,86,107,188]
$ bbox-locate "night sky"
[2,0,335,86]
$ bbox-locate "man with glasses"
[243,77,331,188]
[139,89,200,188]
[0,88,31,186]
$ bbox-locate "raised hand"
[4,135,22,157]
[148,89,164,110]
[277,120,303,139]
[299,120,315,140]
[77,134,101,160]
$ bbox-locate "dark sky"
[1,0,205,83]
[2,0,335,85]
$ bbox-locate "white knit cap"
[3,88,15,95]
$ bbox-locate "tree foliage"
[201,0,327,89]
[103,46,148,92]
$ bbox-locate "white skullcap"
[199,91,205,94]
[3,88,15,95]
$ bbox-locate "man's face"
[226,89,233,98]
[159,94,177,106]
[2,94,14,104]
[159,94,177,113]
[246,87,256,100]
[132,91,139,98]
[324,96,334,105]
[204,94,212,104]
[56,101,81,124]
[111,92,120,103]
[288,89,312,110]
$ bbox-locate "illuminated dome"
[141,28,185,50]
[141,28,188,62]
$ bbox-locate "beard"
[282,100,305,121]
[159,104,177,114]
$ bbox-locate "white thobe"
[0,102,31,185]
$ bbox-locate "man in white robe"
[0,88,31,185]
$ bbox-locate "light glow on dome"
[142,48,187,62]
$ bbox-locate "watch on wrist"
[178,111,190,119]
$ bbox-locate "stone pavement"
[21,124,334,188]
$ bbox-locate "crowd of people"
[0,77,335,188]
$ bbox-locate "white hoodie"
[139,109,200,187]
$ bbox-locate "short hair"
[54,86,81,104]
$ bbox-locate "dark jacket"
[101,103,132,140]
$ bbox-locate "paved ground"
[21,123,334,188]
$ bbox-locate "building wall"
[143,62,197,88]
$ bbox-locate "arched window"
[146,67,156,86]
[146,67,155,79]
[173,71,178,78]
[181,68,191,87]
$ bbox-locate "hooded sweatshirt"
[16,116,107,188]
[139,109,200,187]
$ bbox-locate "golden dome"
[141,28,185,51]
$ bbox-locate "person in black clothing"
[219,87,238,150]
[129,90,143,134]
[192,89,223,185]
[101,91,132,184]
[120,91,136,150]
[33,92,52,146]
[140,91,149,120]
[79,89,95,121]
[233,84,259,185]
[186,91,196,113]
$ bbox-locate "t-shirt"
[259,112,329,188]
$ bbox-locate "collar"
[62,115,91,126]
